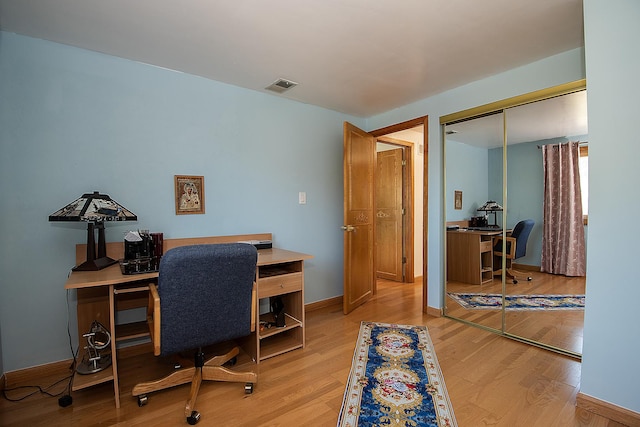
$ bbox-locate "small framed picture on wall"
[175,175,205,215]
[454,190,463,210]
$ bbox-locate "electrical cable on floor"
[1,286,78,406]
[60,287,79,406]
[2,374,73,402]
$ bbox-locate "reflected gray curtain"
[541,142,586,276]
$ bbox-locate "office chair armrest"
[147,282,161,356]
[493,236,517,258]
[251,282,257,333]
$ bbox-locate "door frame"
[370,116,429,312]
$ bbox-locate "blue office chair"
[132,243,258,425]
[493,219,535,284]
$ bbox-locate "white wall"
[581,0,640,413]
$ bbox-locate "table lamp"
[49,191,137,271]
[477,200,503,228]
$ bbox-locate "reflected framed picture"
[175,175,205,215]
[454,190,462,210]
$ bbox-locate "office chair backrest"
[157,243,258,356]
[510,219,534,259]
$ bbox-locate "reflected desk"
[64,233,312,408]
[447,229,502,285]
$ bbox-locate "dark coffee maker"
[124,231,152,260]
[469,216,488,227]
[121,230,162,274]
[270,296,286,327]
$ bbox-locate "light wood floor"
[1,280,622,426]
[446,270,586,355]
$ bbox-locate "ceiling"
[0,0,584,118]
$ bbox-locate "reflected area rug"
[338,321,456,427]
[448,293,585,310]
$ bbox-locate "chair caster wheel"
[245,383,254,394]
[137,395,148,407]
[187,410,201,425]
[513,279,518,284]
[527,277,532,281]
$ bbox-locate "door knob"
[341,225,355,232]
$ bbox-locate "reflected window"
[579,146,588,222]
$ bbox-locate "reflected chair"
[493,219,534,284]
[132,243,258,425]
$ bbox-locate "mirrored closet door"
[442,81,587,358]
[443,111,505,333]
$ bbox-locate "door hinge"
[402,256,407,264]
[401,208,406,215]
[402,160,407,166]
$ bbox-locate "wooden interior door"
[375,148,404,281]
[343,122,375,314]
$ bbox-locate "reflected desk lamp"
[477,200,503,228]
[49,191,137,271]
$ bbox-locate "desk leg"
[109,284,121,408]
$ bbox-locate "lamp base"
[73,256,118,271]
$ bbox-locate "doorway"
[342,116,428,314]
[375,138,414,283]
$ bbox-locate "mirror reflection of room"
[445,112,505,332]
[443,88,588,357]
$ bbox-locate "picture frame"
[454,190,463,210]
[175,175,205,215]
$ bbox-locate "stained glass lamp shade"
[477,200,503,228]
[49,191,137,271]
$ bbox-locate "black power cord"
[2,287,78,407]
[2,374,73,402]
[59,287,78,407]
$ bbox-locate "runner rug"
[447,293,585,311]
[338,321,457,427]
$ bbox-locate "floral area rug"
[338,321,456,427]
[447,293,585,310]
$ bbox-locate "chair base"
[132,345,257,420]
[493,268,533,284]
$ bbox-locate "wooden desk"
[447,229,501,285]
[64,233,312,408]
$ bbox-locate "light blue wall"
[366,47,586,311]
[444,140,488,221]
[0,318,3,375]
[582,0,640,413]
[487,146,504,221]
[0,31,363,372]
[502,141,544,264]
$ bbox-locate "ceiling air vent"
[265,78,298,93]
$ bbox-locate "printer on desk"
[238,239,272,250]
